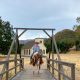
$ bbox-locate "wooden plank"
[58,64,61,80]
[0,58,24,78]
[43,30,51,38]
[71,65,75,80]
[14,27,55,30]
[47,58,75,80]
[5,62,9,80]
[49,59,75,67]
[47,63,71,80]
[52,30,54,75]
[18,29,27,38]
[0,58,24,65]
[12,69,55,80]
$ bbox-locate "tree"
[73,17,80,50]
[0,17,14,55]
[55,29,76,52]
[76,17,80,24]
[45,29,76,53]
[44,38,52,53]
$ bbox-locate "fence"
[0,58,24,80]
[47,58,75,80]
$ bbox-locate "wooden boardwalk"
[12,57,55,80]
[12,69,54,80]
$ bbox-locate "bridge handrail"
[0,58,24,80]
[47,58,75,80]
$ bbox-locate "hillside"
[55,29,76,41]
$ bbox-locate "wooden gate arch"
[0,28,75,80]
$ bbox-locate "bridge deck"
[12,69,54,80]
[12,57,55,80]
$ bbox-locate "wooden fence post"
[47,59,48,69]
[52,30,54,76]
[22,58,24,69]
[14,60,17,74]
[58,63,61,80]
[6,62,9,80]
[71,64,75,80]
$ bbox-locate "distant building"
[21,38,46,56]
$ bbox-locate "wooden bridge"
[0,57,75,80]
[0,28,75,80]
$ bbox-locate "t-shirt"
[33,45,40,53]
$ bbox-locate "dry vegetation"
[0,51,80,80]
[47,51,80,80]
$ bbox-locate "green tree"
[76,17,80,24]
[55,29,76,53]
[44,39,52,53]
[74,17,80,50]
[0,17,14,54]
[45,29,76,53]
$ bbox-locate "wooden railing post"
[22,58,24,69]
[52,60,54,76]
[48,60,50,70]
[19,59,21,71]
[47,58,50,70]
[71,64,75,80]
[14,60,17,74]
[58,63,61,80]
[6,62,9,80]
[47,59,48,69]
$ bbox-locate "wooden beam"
[16,29,23,70]
[14,27,55,30]
[15,29,18,74]
[53,32,66,80]
[18,29,27,38]
[52,30,54,75]
[43,30,51,38]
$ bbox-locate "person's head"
[35,42,39,46]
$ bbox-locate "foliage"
[0,17,14,55]
[74,17,80,50]
[45,29,76,53]
[55,29,76,53]
[44,39,52,53]
[45,17,80,53]
[76,17,80,24]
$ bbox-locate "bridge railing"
[47,58,75,80]
[0,58,24,80]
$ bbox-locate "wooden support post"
[47,58,49,70]
[22,58,24,69]
[48,52,50,70]
[18,29,27,38]
[15,29,18,74]
[71,64,75,80]
[52,30,54,76]
[14,60,17,74]
[16,29,23,71]
[6,62,9,80]
[53,32,66,80]
[58,64,61,80]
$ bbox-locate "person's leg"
[30,52,34,63]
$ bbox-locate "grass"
[47,51,80,80]
[0,51,80,80]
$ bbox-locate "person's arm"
[30,46,34,57]
[37,46,40,52]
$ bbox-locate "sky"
[0,0,80,40]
